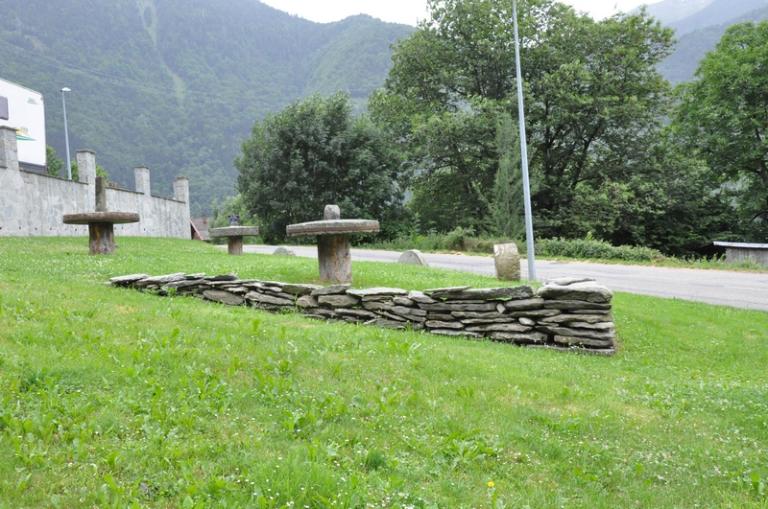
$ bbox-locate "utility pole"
[512,0,537,281]
[61,87,72,180]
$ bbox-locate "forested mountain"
[668,0,768,33]
[0,0,413,213]
[660,6,768,83]
[641,0,714,26]
[642,0,768,82]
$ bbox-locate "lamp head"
[61,87,71,93]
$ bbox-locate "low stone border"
[109,274,617,354]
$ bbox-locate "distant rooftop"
[713,241,768,250]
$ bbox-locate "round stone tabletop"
[286,219,380,237]
[209,226,260,238]
[63,212,140,225]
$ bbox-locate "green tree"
[211,194,256,229]
[45,145,63,177]
[371,0,674,239]
[236,93,406,243]
[673,21,768,240]
[490,114,524,239]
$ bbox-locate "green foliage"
[1,236,768,507]
[659,6,768,84]
[45,145,63,177]
[236,93,406,243]
[536,237,665,262]
[490,114,524,239]
[673,20,768,241]
[371,230,508,254]
[372,0,677,247]
[371,231,665,262]
[0,1,412,214]
[211,194,256,230]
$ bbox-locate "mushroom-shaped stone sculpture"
[286,205,379,283]
[209,226,260,255]
[63,176,140,255]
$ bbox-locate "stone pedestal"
[62,174,140,255]
[209,226,260,256]
[89,223,115,254]
[228,236,244,255]
[318,234,352,283]
[63,211,140,254]
[285,204,380,285]
[494,243,521,281]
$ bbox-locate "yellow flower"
[487,480,495,488]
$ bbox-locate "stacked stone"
[535,277,616,350]
[109,273,617,354]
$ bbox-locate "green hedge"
[369,230,665,262]
[535,238,664,262]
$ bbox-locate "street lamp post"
[512,0,537,281]
[61,87,72,180]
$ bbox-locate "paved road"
[239,244,768,311]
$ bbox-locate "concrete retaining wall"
[0,126,190,238]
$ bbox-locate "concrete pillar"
[0,126,19,172]
[174,176,191,238]
[134,167,151,195]
[76,150,96,185]
[173,176,189,203]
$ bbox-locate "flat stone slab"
[63,212,140,224]
[347,287,408,297]
[209,226,260,238]
[109,273,150,285]
[286,219,379,237]
[537,281,613,304]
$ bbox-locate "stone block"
[398,249,429,266]
[273,246,296,256]
[494,243,521,281]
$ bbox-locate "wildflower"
[487,480,495,488]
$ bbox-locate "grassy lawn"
[1,237,767,508]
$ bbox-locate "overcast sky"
[259,0,654,25]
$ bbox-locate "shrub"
[535,237,665,262]
[367,233,665,262]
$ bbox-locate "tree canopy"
[370,0,676,244]
[236,94,405,242]
[673,21,768,239]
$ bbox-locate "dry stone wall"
[110,273,618,354]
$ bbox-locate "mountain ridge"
[0,0,414,213]
[660,5,768,83]
[636,0,768,83]
[668,0,768,33]
[638,0,714,25]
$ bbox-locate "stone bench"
[209,226,260,255]
[62,176,139,254]
[286,204,379,283]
